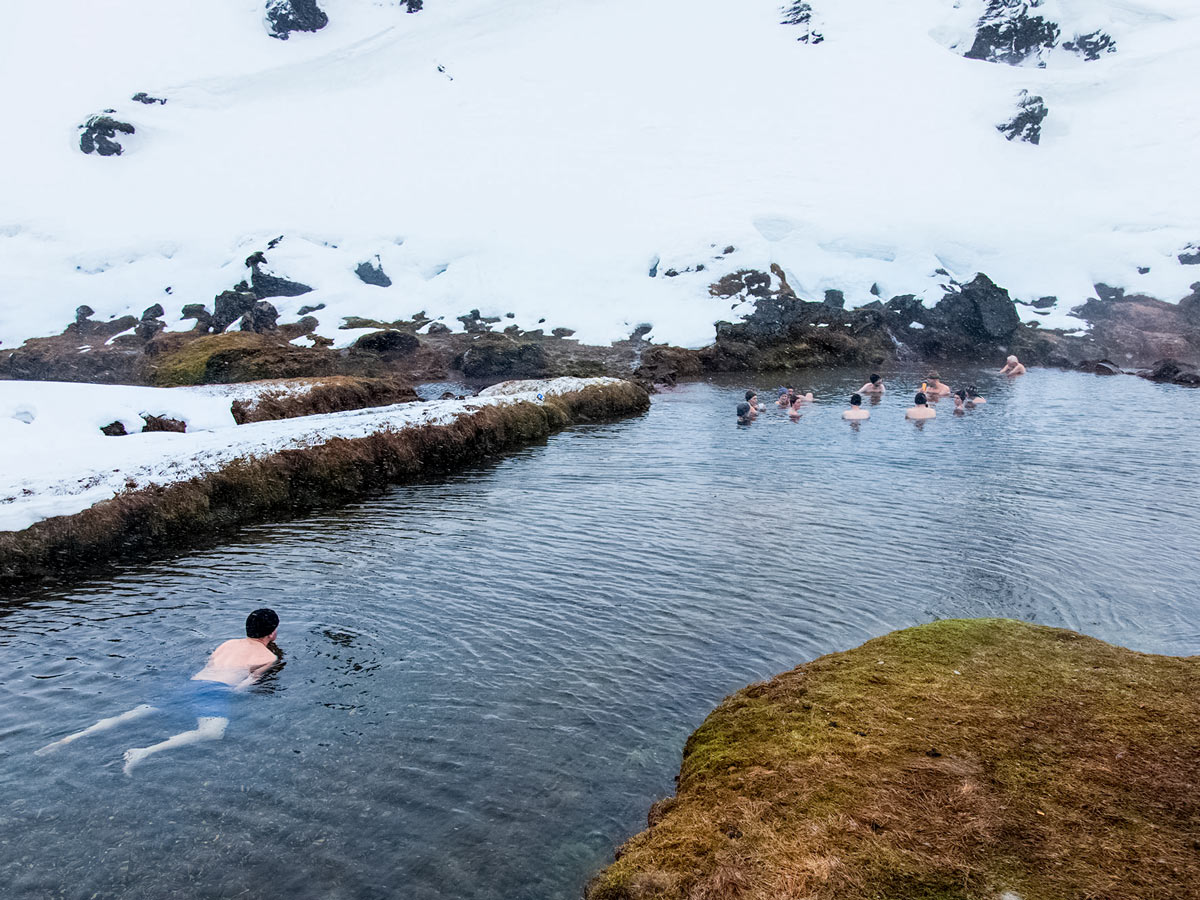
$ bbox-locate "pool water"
[1,368,1197,900]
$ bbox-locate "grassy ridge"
[0,381,648,582]
[588,619,1200,900]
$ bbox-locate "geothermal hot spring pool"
[2,368,1198,900]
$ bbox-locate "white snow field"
[1,0,1198,350]
[0,376,620,533]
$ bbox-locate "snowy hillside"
[2,0,1197,350]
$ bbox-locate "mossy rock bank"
[589,619,1200,900]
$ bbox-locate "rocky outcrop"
[998,90,1048,144]
[1062,30,1116,61]
[1137,358,1200,387]
[131,92,167,105]
[264,0,328,40]
[964,1,1060,65]
[212,290,258,332]
[79,114,134,156]
[355,259,392,287]
[780,2,823,44]
[249,263,313,300]
[240,300,280,334]
[456,334,548,378]
[352,329,419,357]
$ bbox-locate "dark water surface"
[2,368,1198,900]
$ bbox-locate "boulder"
[355,259,392,287]
[264,0,328,40]
[352,329,419,357]
[239,301,279,333]
[823,289,845,309]
[142,415,187,433]
[79,114,135,156]
[131,92,167,105]
[75,305,95,325]
[1141,358,1200,386]
[1080,359,1121,376]
[456,335,548,378]
[934,273,1020,341]
[212,290,258,331]
[141,303,165,321]
[1063,30,1116,61]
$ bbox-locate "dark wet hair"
[744,390,756,402]
[246,608,279,639]
[868,374,879,384]
[914,392,928,405]
[850,393,862,406]
[736,402,751,418]
[954,390,966,402]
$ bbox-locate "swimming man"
[924,372,951,397]
[36,608,282,775]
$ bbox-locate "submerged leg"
[122,716,228,775]
[35,704,158,756]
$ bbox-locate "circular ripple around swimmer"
[1,368,1199,900]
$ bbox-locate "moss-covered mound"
[589,619,1200,900]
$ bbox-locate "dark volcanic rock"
[1140,358,1200,386]
[823,289,845,309]
[141,303,165,321]
[352,329,419,357]
[79,114,135,156]
[1080,359,1122,376]
[457,309,502,334]
[780,2,823,44]
[212,290,258,331]
[355,259,392,287]
[998,91,1048,144]
[1178,245,1200,265]
[239,301,280,333]
[297,302,326,315]
[100,421,128,437]
[180,303,214,332]
[1063,30,1116,61]
[250,267,313,300]
[265,0,328,40]
[456,335,548,378]
[142,415,187,433]
[406,0,423,12]
[131,92,167,105]
[964,1,1059,65]
[936,274,1021,340]
[75,305,95,325]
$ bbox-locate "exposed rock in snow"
[240,300,280,334]
[1063,29,1117,61]
[351,329,419,356]
[249,262,314,300]
[355,258,393,287]
[964,1,1060,66]
[130,92,166,105]
[780,2,823,44]
[998,90,1048,144]
[78,114,134,156]
[264,0,328,41]
[1178,244,1200,265]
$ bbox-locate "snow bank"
[0,377,613,533]
[0,0,1197,349]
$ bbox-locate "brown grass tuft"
[229,377,420,424]
[587,619,1200,900]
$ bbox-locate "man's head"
[926,371,941,383]
[1007,355,1018,365]
[850,393,862,406]
[868,374,880,385]
[914,392,928,406]
[246,608,279,640]
[736,402,751,419]
[745,390,756,403]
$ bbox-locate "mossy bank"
[0,380,648,583]
[588,619,1200,900]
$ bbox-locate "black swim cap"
[915,392,928,405]
[850,393,862,405]
[246,608,279,639]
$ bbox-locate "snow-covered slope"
[2,0,1197,350]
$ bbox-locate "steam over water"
[2,369,1197,899]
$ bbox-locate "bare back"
[194,638,278,686]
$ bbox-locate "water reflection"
[1,369,1198,900]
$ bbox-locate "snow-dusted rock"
[780,2,823,44]
[998,91,1048,144]
[355,259,393,287]
[264,0,328,40]
[78,114,134,156]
